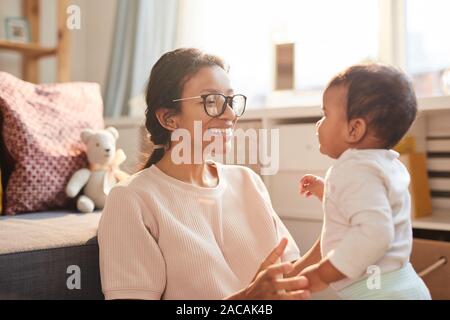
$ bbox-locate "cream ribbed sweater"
[98,162,299,300]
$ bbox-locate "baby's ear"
[347,118,367,143]
[106,127,119,140]
[81,129,94,144]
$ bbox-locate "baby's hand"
[299,175,325,201]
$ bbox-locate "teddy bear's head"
[81,127,119,166]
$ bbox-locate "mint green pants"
[337,263,431,300]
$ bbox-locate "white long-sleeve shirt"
[321,149,413,291]
[98,161,299,300]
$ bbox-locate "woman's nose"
[221,102,238,120]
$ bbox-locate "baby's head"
[316,64,417,159]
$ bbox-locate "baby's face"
[316,85,350,159]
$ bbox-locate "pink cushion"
[0,72,104,215]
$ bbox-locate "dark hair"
[143,48,227,169]
[326,64,418,149]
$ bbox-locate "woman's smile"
[206,127,234,138]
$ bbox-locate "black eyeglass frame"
[173,93,247,118]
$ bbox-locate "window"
[405,0,450,97]
[177,0,379,107]
[176,0,450,107]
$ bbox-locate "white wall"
[0,0,117,95]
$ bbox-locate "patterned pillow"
[0,72,104,215]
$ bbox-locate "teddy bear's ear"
[81,129,94,144]
[106,127,119,140]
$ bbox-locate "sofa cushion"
[0,72,104,215]
[0,210,101,255]
[0,210,103,299]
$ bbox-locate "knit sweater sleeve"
[98,185,166,300]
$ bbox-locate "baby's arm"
[287,237,322,277]
[298,258,346,292]
[287,238,346,292]
[300,175,325,201]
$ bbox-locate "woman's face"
[172,65,238,159]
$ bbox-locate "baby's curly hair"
[327,64,418,149]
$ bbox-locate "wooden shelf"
[0,40,56,57]
[417,96,450,113]
[0,0,70,83]
[413,210,450,232]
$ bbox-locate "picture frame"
[4,17,31,43]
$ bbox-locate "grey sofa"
[0,210,103,300]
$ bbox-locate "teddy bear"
[65,127,130,213]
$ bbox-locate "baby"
[293,64,431,300]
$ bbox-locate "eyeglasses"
[173,93,247,118]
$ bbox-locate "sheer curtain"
[104,0,179,117]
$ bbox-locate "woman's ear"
[346,118,367,144]
[155,108,179,131]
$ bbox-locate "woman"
[98,48,310,300]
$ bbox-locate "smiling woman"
[97,48,311,300]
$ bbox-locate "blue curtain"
[104,0,179,117]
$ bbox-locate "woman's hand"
[299,175,325,201]
[226,238,311,300]
[251,237,289,282]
